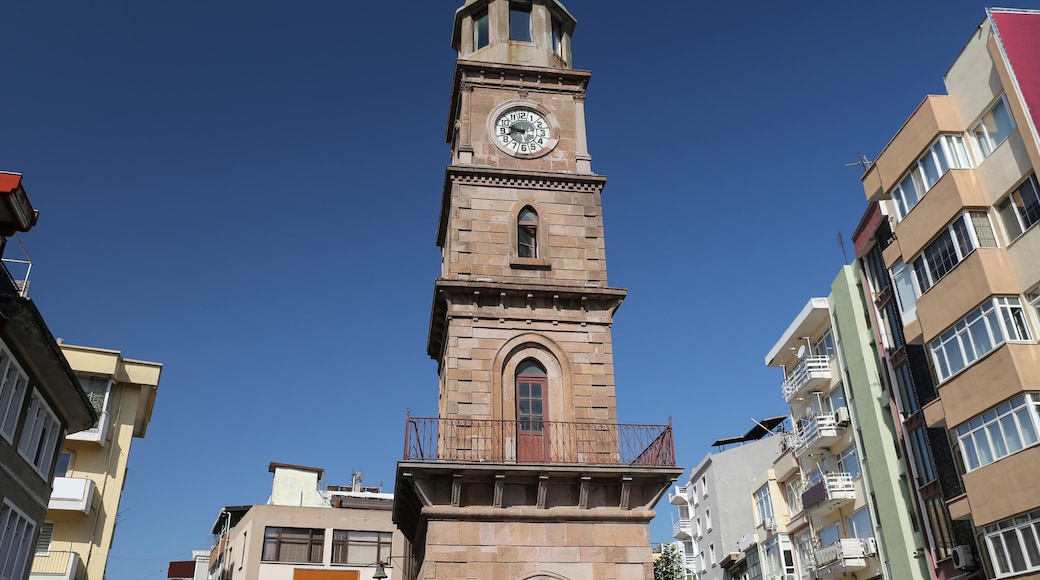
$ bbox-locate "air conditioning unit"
[764,517,777,531]
[863,537,878,556]
[835,407,851,424]
[952,545,975,570]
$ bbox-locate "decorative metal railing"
[780,355,831,401]
[402,415,676,467]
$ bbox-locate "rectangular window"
[847,508,875,539]
[891,134,973,220]
[926,496,955,560]
[17,389,63,478]
[551,18,563,56]
[929,296,1032,381]
[0,499,36,580]
[894,363,920,415]
[985,509,1040,577]
[35,522,54,555]
[331,530,392,565]
[973,96,1016,159]
[474,10,489,50]
[701,475,707,497]
[956,393,1040,471]
[837,444,861,478]
[0,347,29,442]
[705,508,712,532]
[784,479,802,515]
[819,523,841,547]
[755,485,773,522]
[262,527,324,563]
[998,174,1040,241]
[912,212,996,293]
[509,3,531,42]
[1029,286,1040,323]
[890,259,920,322]
[813,329,836,358]
[909,427,937,484]
[77,376,111,432]
[709,543,716,566]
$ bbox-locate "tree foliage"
[654,542,687,580]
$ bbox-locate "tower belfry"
[393,1,682,578]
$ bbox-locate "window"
[894,363,920,415]
[998,174,1040,241]
[509,3,531,42]
[517,207,538,258]
[985,509,1040,577]
[836,445,861,478]
[705,508,712,532]
[890,134,972,220]
[55,452,73,477]
[745,547,762,580]
[912,212,997,293]
[473,10,489,50]
[17,389,62,478]
[909,427,937,484]
[819,523,841,547]
[332,530,392,565]
[0,347,29,442]
[813,329,835,358]
[78,376,111,432]
[956,393,1040,471]
[784,479,802,515]
[695,516,701,537]
[709,542,716,566]
[973,96,1015,159]
[755,485,773,523]
[929,296,1032,381]
[926,496,955,560]
[890,259,920,322]
[0,499,35,580]
[551,18,563,56]
[847,508,874,539]
[35,522,53,555]
[701,475,707,497]
[262,527,324,563]
[1030,286,1040,323]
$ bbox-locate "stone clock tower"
[392,1,682,579]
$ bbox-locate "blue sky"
[2,1,1005,577]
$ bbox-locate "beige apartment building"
[30,344,161,580]
[391,1,682,579]
[856,8,1040,580]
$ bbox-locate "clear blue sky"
[2,1,1003,578]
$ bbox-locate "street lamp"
[372,562,388,580]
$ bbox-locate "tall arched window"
[518,207,538,258]
[515,359,547,462]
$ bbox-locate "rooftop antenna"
[838,231,849,265]
[844,152,873,173]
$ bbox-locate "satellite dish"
[355,470,365,485]
[796,344,807,359]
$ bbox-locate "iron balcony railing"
[780,355,831,401]
[402,415,676,467]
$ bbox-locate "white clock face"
[494,109,551,155]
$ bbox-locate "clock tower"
[392,1,682,578]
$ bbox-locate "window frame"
[331,530,392,566]
[956,393,1040,471]
[891,134,973,221]
[997,174,1040,242]
[984,509,1040,577]
[754,485,773,523]
[0,346,29,443]
[929,296,1032,382]
[911,211,996,294]
[17,388,63,479]
[0,498,36,580]
[508,2,532,42]
[517,206,539,258]
[473,10,489,50]
[972,95,1016,160]
[836,444,861,478]
[261,526,325,564]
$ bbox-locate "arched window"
[515,359,547,462]
[518,207,538,258]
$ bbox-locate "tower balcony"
[668,484,691,505]
[48,477,96,514]
[672,518,692,540]
[780,356,832,402]
[801,472,856,512]
[402,416,676,467]
[812,537,877,578]
[792,409,849,457]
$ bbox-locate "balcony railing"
[402,415,676,467]
[792,410,846,456]
[802,472,856,511]
[814,538,875,573]
[780,355,831,401]
[31,550,81,578]
[668,484,690,505]
[672,518,691,539]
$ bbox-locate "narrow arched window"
[518,207,538,258]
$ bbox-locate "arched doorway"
[515,359,548,462]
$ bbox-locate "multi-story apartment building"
[853,8,1040,579]
[209,463,405,580]
[669,429,780,580]
[0,171,96,580]
[30,344,162,580]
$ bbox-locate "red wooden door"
[516,375,548,462]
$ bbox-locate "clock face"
[494,108,551,155]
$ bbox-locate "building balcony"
[402,415,676,467]
[29,550,82,580]
[672,518,692,540]
[48,477,95,514]
[792,409,849,457]
[802,472,856,512]
[812,538,877,578]
[668,484,690,505]
[780,355,832,402]
[66,410,110,444]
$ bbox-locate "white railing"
[815,538,867,566]
[793,412,842,455]
[672,518,691,537]
[823,472,855,499]
[781,356,831,401]
[668,484,690,504]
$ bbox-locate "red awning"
[0,173,22,193]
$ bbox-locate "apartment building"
[854,8,1040,579]
[30,344,162,580]
[668,431,780,580]
[209,463,406,580]
[0,172,96,580]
